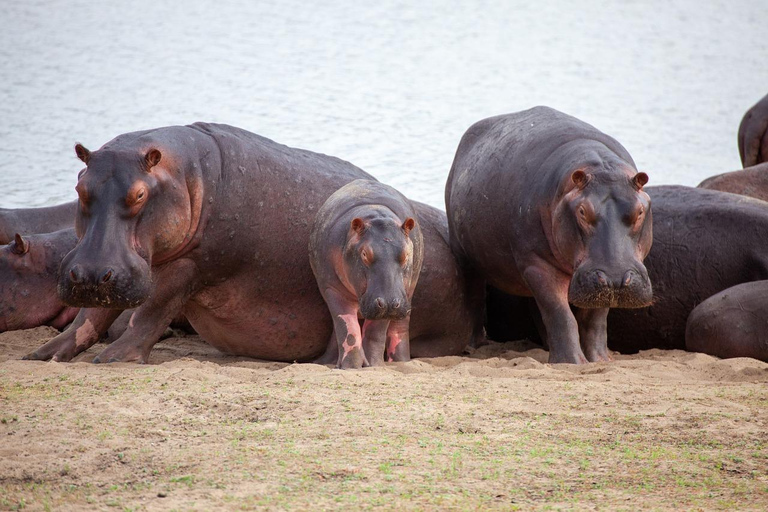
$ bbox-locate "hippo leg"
[324,288,368,369]
[467,272,488,347]
[385,317,411,362]
[92,260,197,364]
[23,308,122,362]
[523,265,587,364]
[362,319,390,366]
[574,307,612,362]
[313,330,340,365]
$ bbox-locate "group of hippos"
[3,93,768,367]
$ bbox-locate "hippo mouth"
[58,280,150,309]
[568,269,653,309]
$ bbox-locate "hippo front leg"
[574,307,612,362]
[23,308,122,362]
[523,265,587,364]
[92,259,198,364]
[361,319,390,366]
[385,317,411,362]
[324,288,368,369]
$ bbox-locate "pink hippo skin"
[698,162,768,202]
[309,180,423,369]
[446,107,653,364]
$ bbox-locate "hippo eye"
[361,249,370,265]
[136,190,146,202]
[578,205,586,218]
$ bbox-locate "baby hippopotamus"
[309,180,423,369]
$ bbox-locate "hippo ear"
[145,149,162,171]
[402,217,416,236]
[350,218,366,236]
[12,233,29,255]
[571,169,590,189]
[74,143,91,164]
[632,172,649,190]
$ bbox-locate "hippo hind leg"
[313,329,340,365]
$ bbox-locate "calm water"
[1,0,767,208]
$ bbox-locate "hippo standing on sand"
[698,162,768,202]
[0,201,77,244]
[738,92,768,167]
[25,123,477,363]
[446,107,653,364]
[310,180,423,369]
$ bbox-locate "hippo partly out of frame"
[686,281,768,362]
[607,186,768,353]
[0,201,77,244]
[446,106,653,364]
[25,123,477,363]
[310,180,423,369]
[698,162,768,202]
[738,92,768,167]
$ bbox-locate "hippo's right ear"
[12,233,29,255]
[350,218,366,236]
[402,218,416,236]
[632,172,649,190]
[144,149,162,171]
[571,169,590,190]
[74,143,91,165]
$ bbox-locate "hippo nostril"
[69,265,84,284]
[392,299,401,309]
[622,270,636,288]
[375,298,386,309]
[100,269,114,284]
[595,270,609,287]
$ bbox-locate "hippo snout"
[569,265,652,309]
[361,295,410,320]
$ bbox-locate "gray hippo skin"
[607,186,768,352]
[686,281,768,362]
[738,92,768,167]
[698,162,768,202]
[0,201,78,244]
[446,107,653,364]
[310,180,423,369]
[25,123,476,363]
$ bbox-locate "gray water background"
[1,0,767,209]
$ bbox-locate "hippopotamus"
[309,180,423,368]
[698,162,768,202]
[607,186,768,352]
[685,281,768,362]
[0,229,80,332]
[0,201,77,244]
[738,92,768,167]
[446,107,653,364]
[25,123,476,363]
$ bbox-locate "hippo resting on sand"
[738,92,768,167]
[0,201,77,244]
[607,186,768,354]
[698,162,768,202]
[686,281,768,362]
[310,180,423,369]
[446,106,653,364]
[25,123,476,363]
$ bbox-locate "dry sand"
[1,327,767,510]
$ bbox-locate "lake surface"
[1,0,767,208]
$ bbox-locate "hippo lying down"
[25,123,477,363]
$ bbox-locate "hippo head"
[59,142,196,308]
[0,232,77,332]
[553,168,653,309]
[344,215,417,320]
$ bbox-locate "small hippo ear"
[145,149,162,171]
[402,217,416,236]
[12,233,29,255]
[350,218,366,236]
[632,172,649,190]
[74,143,91,164]
[571,169,590,189]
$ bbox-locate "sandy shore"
[1,327,767,510]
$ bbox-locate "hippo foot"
[92,344,147,364]
[337,348,369,370]
[22,338,79,362]
[584,346,613,363]
[547,349,588,365]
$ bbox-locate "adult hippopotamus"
[698,162,768,201]
[25,123,476,363]
[685,281,768,362]
[607,186,768,352]
[446,107,653,364]
[0,229,79,332]
[310,180,423,368]
[738,92,768,167]
[0,201,77,244]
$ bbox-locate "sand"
[1,327,767,510]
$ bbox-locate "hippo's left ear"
[144,149,162,171]
[632,172,649,190]
[402,218,416,236]
[12,233,29,255]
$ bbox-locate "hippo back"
[698,163,768,202]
